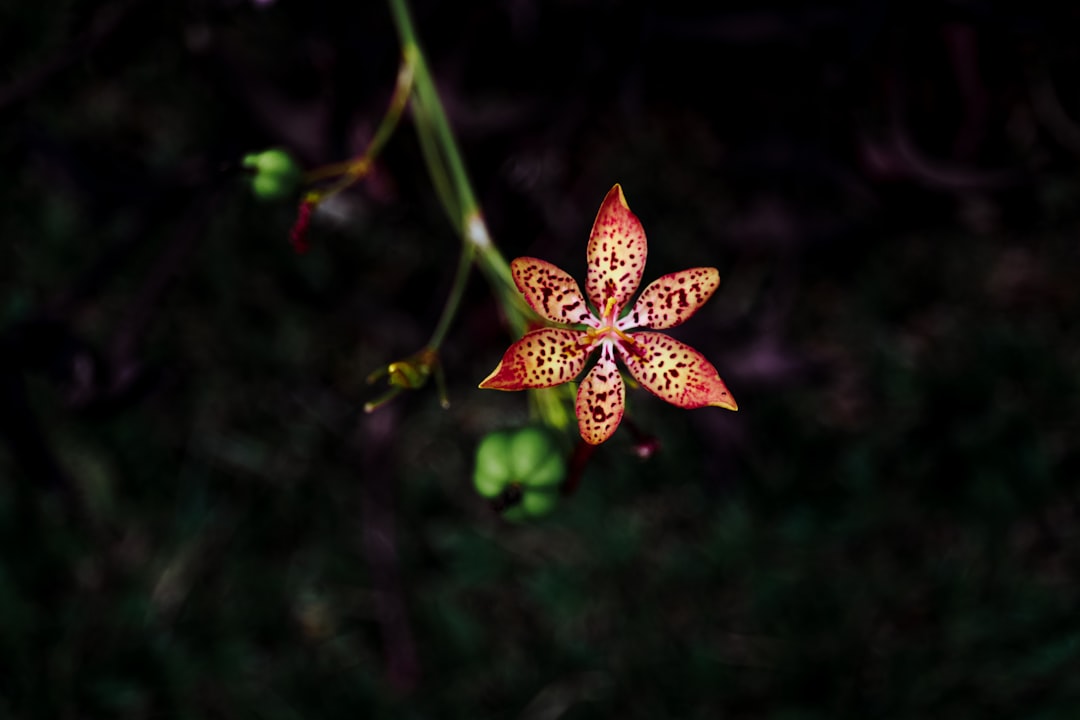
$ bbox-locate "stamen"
[603,296,617,319]
[614,328,647,358]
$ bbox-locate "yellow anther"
[603,296,618,319]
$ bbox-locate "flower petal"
[479,328,591,390]
[620,332,737,410]
[586,184,647,317]
[511,257,595,326]
[575,351,625,444]
[624,267,720,330]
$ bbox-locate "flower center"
[586,296,639,355]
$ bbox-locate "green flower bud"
[243,149,302,201]
[253,149,299,176]
[252,173,288,199]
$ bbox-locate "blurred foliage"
[3,1,1080,718]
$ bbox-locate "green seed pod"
[520,488,558,516]
[472,427,566,514]
[503,488,558,522]
[509,426,564,486]
[473,431,514,498]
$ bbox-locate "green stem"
[388,0,538,336]
[304,53,414,186]
[420,75,479,218]
[388,0,480,225]
[411,89,459,227]
[366,55,416,163]
[427,241,475,349]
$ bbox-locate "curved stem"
[412,89,459,227]
[427,242,475,349]
[304,51,414,187]
[388,0,479,225]
[388,0,540,338]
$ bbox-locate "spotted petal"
[586,185,647,317]
[624,267,720,330]
[575,351,625,444]
[479,328,591,390]
[620,332,737,410]
[511,257,594,326]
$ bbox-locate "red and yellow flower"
[480,184,737,444]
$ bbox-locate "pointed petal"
[586,184,647,316]
[575,352,625,444]
[479,328,591,390]
[510,257,595,326]
[620,332,737,410]
[625,267,720,330]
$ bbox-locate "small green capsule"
[387,359,435,390]
[252,173,287,199]
[254,149,299,176]
[243,149,301,201]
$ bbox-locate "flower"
[480,184,737,444]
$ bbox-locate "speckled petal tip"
[574,352,626,444]
[620,332,737,410]
[626,267,719,330]
[479,328,591,390]
[511,257,594,326]
[586,184,647,316]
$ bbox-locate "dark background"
[3,1,1080,717]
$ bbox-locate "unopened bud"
[243,149,302,201]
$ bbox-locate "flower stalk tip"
[365,347,449,412]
